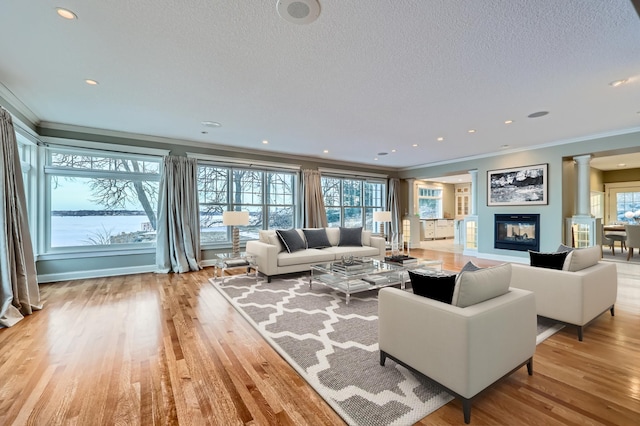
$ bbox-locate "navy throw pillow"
[529,250,569,270]
[276,229,306,253]
[303,228,331,249]
[338,227,362,247]
[409,270,457,304]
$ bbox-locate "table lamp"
[223,210,250,257]
[373,211,392,240]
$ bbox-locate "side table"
[213,253,258,284]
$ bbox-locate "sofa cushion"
[303,228,331,249]
[565,245,600,272]
[451,263,511,308]
[323,245,379,258]
[277,248,335,267]
[339,227,363,246]
[529,250,569,270]
[408,270,457,304]
[276,229,307,253]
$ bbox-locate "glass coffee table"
[212,252,258,284]
[309,257,441,305]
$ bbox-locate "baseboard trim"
[38,265,158,283]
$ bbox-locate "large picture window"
[321,176,385,229]
[198,165,297,245]
[44,147,161,250]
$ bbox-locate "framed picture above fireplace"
[487,163,548,206]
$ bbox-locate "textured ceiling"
[1,0,639,169]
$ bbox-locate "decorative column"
[469,169,478,216]
[574,154,592,217]
[567,154,599,247]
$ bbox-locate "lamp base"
[232,227,240,257]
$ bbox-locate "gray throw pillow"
[276,229,306,253]
[459,261,481,273]
[303,228,331,249]
[338,227,363,247]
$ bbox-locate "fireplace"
[494,214,540,252]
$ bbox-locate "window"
[198,164,297,245]
[616,191,640,222]
[605,182,640,224]
[321,176,385,229]
[417,186,443,219]
[44,147,161,250]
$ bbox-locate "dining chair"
[600,223,616,256]
[625,225,640,261]
[604,226,626,255]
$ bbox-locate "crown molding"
[401,126,640,172]
[0,82,39,126]
[38,121,398,174]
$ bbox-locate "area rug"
[210,275,563,426]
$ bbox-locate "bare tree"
[51,154,159,229]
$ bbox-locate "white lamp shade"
[624,211,635,219]
[373,211,392,222]
[223,210,250,226]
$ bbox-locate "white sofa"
[379,286,537,424]
[246,228,385,282]
[510,260,617,341]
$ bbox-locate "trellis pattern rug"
[210,275,562,426]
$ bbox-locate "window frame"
[197,162,299,248]
[321,174,386,230]
[42,144,163,255]
[417,184,443,219]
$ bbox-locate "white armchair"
[378,287,536,424]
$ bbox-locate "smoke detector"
[277,0,321,25]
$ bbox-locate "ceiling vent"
[277,0,321,25]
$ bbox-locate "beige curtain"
[387,178,401,237]
[156,156,201,273]
[0,107,41,327]
[302,169,327,228]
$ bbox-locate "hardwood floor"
[1,249,639,425]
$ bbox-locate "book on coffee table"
[384,255,418,265]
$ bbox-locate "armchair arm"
[378,287,536,399]
[246,240,280,277]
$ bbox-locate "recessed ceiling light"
[609,79,628,87]
[617,163,627,168]
[436,137,444,142]
[412,144,418,147]
[201,131,208,134]
[276,0,321,25]
[262,140,269,144]
[528,111,549,118]
[500,144,510,149]
[323,149,329,154]
[56,8,77,20]
[391,149,396,153]
[377,152,388,156]
[504,120,513,124]
[467,129,476,133]
[85,79,98,85]
[202,121,221,128]
[374,157,379,161]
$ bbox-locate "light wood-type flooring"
[1,248,639,425]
